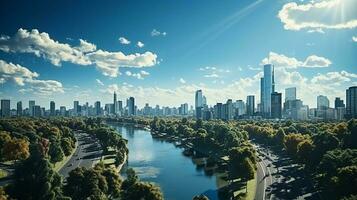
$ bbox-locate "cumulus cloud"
[151,29,167,37]
[353,36,357,42]
[125,70,150,79]
[278,0,357,32]
[0,28,158,77]
[119,37,131,45]
[200,66,230,79]
[261,52,331,68]
[137,41,144,48]
[0,60,64,95]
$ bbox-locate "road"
[58,131,102,180]
[253,142,320,200]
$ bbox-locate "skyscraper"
[317,95,329,110]
[128,97,135,116]
[346,86,357,119]
[1,99,10,117]
[113,92,117,114]
[74,101,79,116]
[95,101,101,116]
[285,87,296,102]
[261,64,274,117]
[195,90,203,119]
[17,101,22,116]
[29,100,35,116]
[271,92,282,119]
[50,101,55,116]
[225,99,233,120]
[246,95,255,116]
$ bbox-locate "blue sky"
[0,0,357,109]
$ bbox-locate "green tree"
[49,141,64,163]
[2,138,30,161]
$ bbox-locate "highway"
[58,131,102,179]
[253,142,319,200]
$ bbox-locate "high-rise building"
[271,92,282,119]
[60,106,66,116]
[128,97,135,116]
[95,101,101,116]
[261,64,274,117]
[17,101,22,116]
[29,100,35,116]
[346,86,357,119]
[334,97,345,108]
[113,92,117,114]
[225,99,233,120]
[74,101,79,115]
[50,101,55,116]
[285,87,296,102]
[317,95,329,110]
[284,99,303,120]
[234,100,245,117]
[246,95,255,116]
[1,99,10,117]
[32,105,41,117]
[195,90,203,119]
[215,103,223,119]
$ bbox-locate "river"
[109,123,223,200]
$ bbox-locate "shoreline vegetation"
[0,117,164,200]
[107,116,357,200]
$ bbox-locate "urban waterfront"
[110,122,221,200]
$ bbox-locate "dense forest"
[0,117,163,200]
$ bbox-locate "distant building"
[50,101,55,116]
[95,101,101,116]
[29,100,35,116]
[246,95,255,116]
[225,99,233,120]
[17,101,22,116]
[32,105,41,117]
[285,87,296,102]
[346,86,357,119]
[73,101,79,116]
[128,97,135,116]
[60,106,66,116]
[317,95,329,110]
[1,99,10,117]
[284,99,303,120]
[334,97,345,108]
[113,92,117,114]
[271,92,282,119]
[195,90,203,119]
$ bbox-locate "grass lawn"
[233,171,257,200]
[0,169,8,178]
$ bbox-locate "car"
[68,163,73,167]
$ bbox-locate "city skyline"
[0,0,357,108]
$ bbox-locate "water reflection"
[110,123,221,200]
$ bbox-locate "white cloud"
[151,29,167,37]
[200,66,231,79]
[119,37,131,45]
[96,79,104,86]
[125,70,150,80]
[353,36,357,42]
[278,0,357,31]
[137,41,144,48]
[204,73,219,78]
[179,78,186,84]
[0,28,158,77]
[0,60,64,95]
[261,52,331,68]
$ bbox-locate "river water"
[110,123,221,200]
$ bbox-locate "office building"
[261,64,275,117]
[29,100,35,116]
[1,99,10,117]
[73,101,79,116]
[50,101,55,116]
[17,101,22,116]
[271,92,282,119]
[60,106,66,116]
[346,86,357,119]
[234,100,245,117]
[32,105,41,117]
[246,95,255,116]
[95,101,101,116]
[317,95,329,110]
[128,97,135,116]
[113,92,117,114]
[285,87,296,102]
[334,97,345,108]
[225,99,233,120]
[195,90,203,118]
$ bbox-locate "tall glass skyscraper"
[261,64,275,117]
